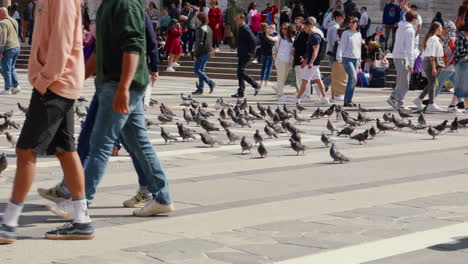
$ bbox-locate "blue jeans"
[435,70,457,97]
[260,55,273,81]
[323,55,335,89]
[1,47,20,90]
[27,20,34,45]
[194,54,213,91]
[342,57,358,103]
[182,29,195,54]
[83,82,171,204]
[456,58,468,98]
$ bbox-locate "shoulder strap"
[6,18,18,36]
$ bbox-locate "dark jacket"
[237,23,257,57]
[343,0,356,18]
[181,7,197,30]
[293,30,308,66]
[258,32,275,56]
[193,24,213,57]
[279,12,290,27]
[145,13,159,73]
[382,3,401,25]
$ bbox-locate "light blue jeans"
[342,57,359,103]
[260,55,273,81]
[455,58,468,98]
[84,82,171,204]
[1,46,20,90]
[435,70,456,97]
[194,54,213,91]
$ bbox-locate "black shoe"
[192,90,203,95]
[254,86,261,96]
[457,102,465,109]
[422,99,430,106]
[231,93,244,98]
[45,222,95,240]
[343,102,357,107]
[209,81,216,94]
[0,224,16,244]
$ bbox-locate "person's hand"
[215,24,219,30]
[0,54,3,59]
[113,88,130,114]
[308,64,313,69]
[150,72,158,85]
[300,62,306,69]
[193,56,197,61]
[408,66,413,73]
[432,68,438,77]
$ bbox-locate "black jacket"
[145,13,159,73]
[293,30,308,66]
[237,23,257,57]
[193,24,213,57]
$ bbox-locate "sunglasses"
[350,21,358,24]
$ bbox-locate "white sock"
[2,200,23,227]
[72,198,91,224]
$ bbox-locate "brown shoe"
[111,147,119,156]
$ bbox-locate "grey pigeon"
[266,106,275,119]
[200,119,220,133]
[183,109,194,125]
[0,153,6,175]
[158,114,173,124]
[237,117,251,128]
[249,105,263,119]
[291,130,302,144]
[418,114,427,126]
[293,110,307,124]
[408,120,426,132]
[376,118,394,133]
[326,120,337,135]
[5,132,16,147]
[427,125,440,140]
[257,102,265,112]
[296,102,306,113]
[434,120,448,132]
[392,116,408,130]
[358,104,369,112]
[311,108,323,119]
[383,112,393,122]
[146,119,158,129]
[199,133,220,147]
[450,117,459,133]
[240,136,253,154]
[369,126,377,139]
[322,104,336,117]
[257,143,268,158]
[160,103,176,117]
[264,125,278,139]
[240,98,248,110]
[0,122,8,135]
[398,108,413,119]
[75,107,87,119]
[160,127,178,144]
[17,103,28,114]
[219,118,234,130]
[350,130,369,144]
[458,118,468,127]
[226,129,240,144]
[330,143,350,163]
[253,130,264,145]
[180,93,192,101]
[149,98,159,106]
[265,120,285,134]
[336,126,355,137]
[176,122,196,141]
[321,132,332,147]
[219,109,227,119]
[289,138,306,155]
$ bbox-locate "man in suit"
[232,13,259,98]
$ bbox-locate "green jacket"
[225,0,241,36]
[0,17,19,53]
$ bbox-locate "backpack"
[317,35,328,61]
[409,73,428,90]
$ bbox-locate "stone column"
[1,0,11,7]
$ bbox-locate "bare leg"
[297,80,308,99]
[11,148,37,204]
[173,54,181,64]
[55,152,85,199]
[167,54,173,68]
[314,79,327,97]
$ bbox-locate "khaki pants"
[331,62,347,96]
[275,59,291,96]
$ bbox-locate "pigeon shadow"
[194,145,217,148]
[318,161,343,165]
[421,138,439,141]
[428,237,468,252]
[283,154,305,157]
[250,157,266,160]
[0,203,47,213]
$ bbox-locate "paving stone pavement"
[0,72,468,263]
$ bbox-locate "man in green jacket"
[0,7,21,95]
[226,0,242,49]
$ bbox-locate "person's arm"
[145,14,159,80]
[415,23,421,37]
[336,32,348,63]
[193,28,202,58]
[85,52,96,79]
[0,24,6,55]
[382,4,387,25]
[31,0,77,92]
[114,52,139,114]
[247,27,257,55]
[309,44,319,68]
[406,30,415,72]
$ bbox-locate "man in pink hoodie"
[0,0,94,244]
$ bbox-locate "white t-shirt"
[247,9,257,26]
[12,11,20,20]
[422,35,444,57]
[360,12,369,27]
[277,37,294,63]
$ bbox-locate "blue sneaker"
[45,222,95,240]
[0,224,16,244]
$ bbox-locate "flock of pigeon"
[0,93,467,176]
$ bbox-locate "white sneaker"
[171,62,180,67]
[413,98,423,110]
[300,96,312,102]
[133,199,174,217]
[317,97,330,105]
[277,96,290,102]
[447,106,461,113]
[426,104,443,113]
[123,188,152,208]
[0,90,11,95]
[463,109,468,114]
[47,199,74,220]
[386,97,398,109]
[334,95,344,101]
[252,59,258,64]
[166,67,176,72]
[11,86,20,95]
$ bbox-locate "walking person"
[337,16,362,107]
[0,8,21,95]
[181,2,197,56]
[359,7,369,39]
[26,0,35,45]
[330,28,348,101]
[258,22,277,89]
[292,16,311,99]
[232,13,260,98]
[164,19,184,72]
[452,6,468,113]
[413,22,445,112]
[144,12,161,107]
[208,0,223,52]
[225,0,241,50]
[382,0,401,51]
[274,22,295,100]
[387,11,418,109]
[247,2,258,27]
[10,4,23,42]
[323,10,345,96]
[0,0,94,244]
[192,12,216,95]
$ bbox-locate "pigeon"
[180,101,192,107]
[272,113,282,124]
[257,143,268,158]
[383,112,393,122]
[434,120,448,132]
[218,118,234,130]
[176,122,196,141]
[198,108,214,118]
[249,105,263,119]
[369,126,377,139]
[183,109,194,125]
[17,103,28,114]
[336,126,355,137]
[202,102,210,109]
[326,120,337,135]
[225,129,240,144]
[199,133,221,147]
[291,130,302,144]
[240,136,253,154]
[350,130,369,144]
[240,98,248,110]
[322,104,336,117]
[293,110,307,124]
[149,98,159,106]
[146,118,158,129]
[158,114,173,124]
[357,112,374,124]
[450,117,459,133]
[296,102,306,113]
[5,119,19,130]
[427,125,441,140]
[160,103,176,117]
[321,132,332,147]
[330,143,350,163]
[0,122,8,135]
[458,118,468,127]
[358,104,369,112]
[311,108,323,119]
[219,109,227,120]
[376,118,394,133]
[285,122,305,134]
[0,153,6,175]
[200,119,220,133]
[180,93,192,101]
[257,102,265,112]
[418,114,427,126]
[160,127,178,144]
[253,130,264,145]
[75,107,87,119]
[289,138,306,155]
[392,117,408,130]
[265,120,285,134]
[408,120,426,132]
[191,101,200,109]
[264,125,279,139]
[5,132,16,147]
[398,108,413,119]
[259,107,267,119]
[3,110,13,118]
[266,106,275,119]
[237,117,251,128]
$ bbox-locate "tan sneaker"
[132,199,174,217]
[123,188,152,208]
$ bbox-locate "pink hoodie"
[28,0,84,100]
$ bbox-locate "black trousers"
[237,55,258,95]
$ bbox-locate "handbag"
[435,57,445,69]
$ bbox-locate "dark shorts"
[17,89,76,155]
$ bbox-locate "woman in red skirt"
[208,0,223,52]
[164,19,185,72]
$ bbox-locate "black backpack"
[317,35,328,61]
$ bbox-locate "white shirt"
[336,30,362,62]
[422,35,444,57]
[12,11,20,20]
[247,9,257,26]
[277,37,294,63]
[360,12,369,27]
